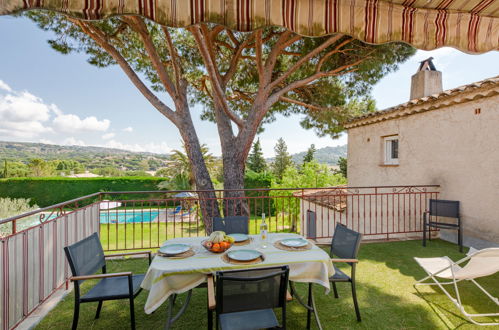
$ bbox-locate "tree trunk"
[221,147,249,217]
[175,100,220,233]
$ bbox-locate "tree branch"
[123,16,177,97]
[279,96,330,111]
[74,20,177,124]
[222,32,254,85]
[268,57,367,107]
[255,30,264,85]
[316,38,354,72]
[188,24,244,129]
[162,26,185,94]
[269,34,344,91]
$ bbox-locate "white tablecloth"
[141,233,334,314]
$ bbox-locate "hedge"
[0,177,166,207]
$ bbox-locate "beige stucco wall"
[347,93,499,244]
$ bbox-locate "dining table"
[141,233,334,329]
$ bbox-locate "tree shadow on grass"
[352,239,499,329]
[287,281,443,329]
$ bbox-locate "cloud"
[62,137,86,146]
[122,126,133,132]
[103,140,171,154]
[0,91,53,138]
[0,80,111,140]
[0,80,12,92]
[53,114,110,133]
[102,132,115,140]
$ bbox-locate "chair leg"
[332,282,339,298]
[306,283,312,330]
[351,281,361,322]
[72,301,80,330]
[423,222,427,247]
[458,221,463,253]
[129,297,136,330]
[207,309,213,330]
[95,301,103,319]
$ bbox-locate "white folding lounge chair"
[414,247,499,326]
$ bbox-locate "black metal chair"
[207,266,290,330]
[213,216,249,234]
[329,223,362,322]
[64,232,152,330]
[423,199,462,252]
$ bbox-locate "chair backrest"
[331,224,362,260]
[215,266,289,315]
[429,199,459,218]
[213,216,249,234]
[64,232,105,277]
[455,248,499,280]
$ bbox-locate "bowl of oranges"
[201,231,235,253]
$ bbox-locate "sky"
[0,16,497,157]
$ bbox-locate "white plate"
[280,238,308,247]
[227,249,262,261]
[159,243,190,255]
[230,233,249,242]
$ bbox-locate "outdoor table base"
[290,282,323,330]
[164,290,192,330]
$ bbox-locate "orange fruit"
[220,241,229,250]
[211,243,221,252]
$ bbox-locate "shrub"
[0,198,39,237]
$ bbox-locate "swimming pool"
[100,211,160,224]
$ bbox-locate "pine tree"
[272,138,293,180]
[303,144,316,163]
[246,138,267,173]
[337,157,347,178]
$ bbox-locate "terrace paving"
[35,239,498,329]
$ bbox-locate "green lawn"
[36,239,499,329]
[100,214,296,251]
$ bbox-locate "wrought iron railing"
[0,185,439,329]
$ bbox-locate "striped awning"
[0,0,497,53]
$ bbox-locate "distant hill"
[267,145,347,166]
[0,141,171,171]
[291,145,347,165]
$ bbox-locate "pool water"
[100,211,160,224]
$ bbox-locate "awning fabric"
[0,0,497,53]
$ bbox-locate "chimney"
[410,57,443,100]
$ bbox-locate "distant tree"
[337,157,347,178]
[166,143,216,189]
[157,173,191,191]
[125,170,151,176]
[93,167,125,177]
[0,161,30,178]
[54,160,85,174]
[272,138,293,180]
[154,168,169,177]
[28,158,51,177]
[2,160,7,178]
[246,138,267,173]
[303,144,316,164]
[271,160,346,231]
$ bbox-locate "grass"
[36,239,499,329]
[100,213,296,251]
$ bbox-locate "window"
[384,135,399,165]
